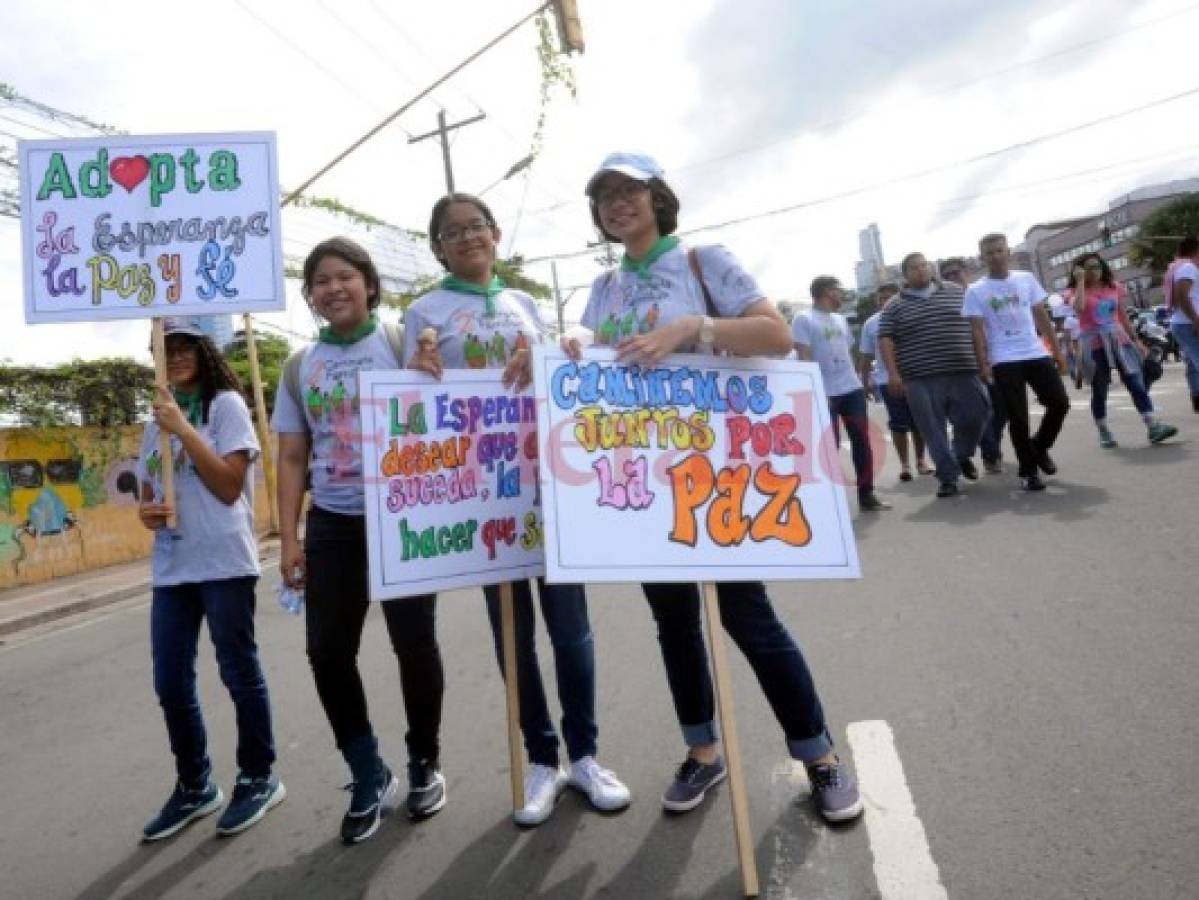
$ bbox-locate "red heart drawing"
[109,155,150,193]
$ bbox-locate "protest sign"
[19,132,285,323]
[532,347,860,583]
[358,370,544,601]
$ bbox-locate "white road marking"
[847,720,947,900]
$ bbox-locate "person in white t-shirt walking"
[794,276,891,511]
[1166,236,1199,413]
[963,234,1070,491]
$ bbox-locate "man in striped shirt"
[879,252,991,498]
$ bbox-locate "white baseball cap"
[585,152,666,195]
[161,317,207,338]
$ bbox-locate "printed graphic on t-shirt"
[1094,297,1118,326]
[303,353,377,482]
[593,302,662,346]
[983,290,1031,340]
[448,308,534,367]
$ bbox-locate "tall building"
[854,223,886,291]
[1026,177,1199,306]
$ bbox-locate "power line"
[523,84,1199,263]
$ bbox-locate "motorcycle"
[1132,314,1170,387]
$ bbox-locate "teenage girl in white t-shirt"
[565,152,864,824]
[407,193,631,827]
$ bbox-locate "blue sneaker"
[341,764,399,844]
[807,758,864,823]
[142,780,224,842]
[216,774,286,836]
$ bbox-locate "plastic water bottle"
[276,580,304,615]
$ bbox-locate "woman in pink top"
[1068,253,1176,447]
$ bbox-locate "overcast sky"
[3,0,1198,363]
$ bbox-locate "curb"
[0,547,281,639]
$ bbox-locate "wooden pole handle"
[151,319,177,530]
[500,581,525,812]
[242,314,280,535]
[702,581,760,897]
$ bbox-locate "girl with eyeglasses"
[569,152,863,824]
[1068,252,1176,448]
[406,192,631,827]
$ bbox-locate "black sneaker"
[858,492,892,512]
[936,481,959,498]
[958,458,979,481]
[807,758,864,823]
[983,457,1003,475]
[406,758,447,820]
[661,756,727,813]
[1019,474,1046,492]
[341,764,400,844]
[142,780,224,842]
[1035,448,1057,475]
[216,774,286,836]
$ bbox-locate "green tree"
[223,334,291,417]
[1129,194,1199,274]
[0,358,153,427]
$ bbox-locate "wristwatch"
[698,315,716,348]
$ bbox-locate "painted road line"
[847,720,947,900]
[766,760,846,899]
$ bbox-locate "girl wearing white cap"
[570,152,864,824]
[406,192,631,827]
[137,319,284,841]
[273,238,446,844]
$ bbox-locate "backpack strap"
[281,346,310,432]
[382,321,405,365]
[687,247,719,318]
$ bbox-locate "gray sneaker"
[662,756,727,812]
[807,759,864,823]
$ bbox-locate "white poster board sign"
[532,348,860,583]
[19,131,285,323]
[359,370,545,601]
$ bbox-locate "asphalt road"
[1,367,1196,900]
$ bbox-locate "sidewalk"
[0,536,280,637]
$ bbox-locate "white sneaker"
[568,756,631,812]
[513,764,567,827]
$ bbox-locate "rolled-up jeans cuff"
[682,721,719,747]
[788,728,834,764]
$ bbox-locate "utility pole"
[407,110,487,194]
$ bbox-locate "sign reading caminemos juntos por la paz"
[359,370,545,602]
[532,348,860,583]
[19,132,285,323]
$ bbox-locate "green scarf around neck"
[172,389,203,427]
[441,274,506,317]
[319,312,378,346]
[621,235,680,281]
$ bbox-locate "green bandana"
[319,312,378,346]
[440,275,506,317]
[172,389,203,427]
[621,235,680,281]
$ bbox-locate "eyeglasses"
[941,269,962,278]
[594,181,648,207]
[438,221,492,243]
[1083,261,1103,270]
[165,344,198,359]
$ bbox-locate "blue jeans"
[903,374,991,485]
[643,581,833,763]
[151,576,275,787]
[1090,348,1153,420]
[484,579,597,767]
[978,379,1007,463]
[828,388,874,498]
[1172,322,1199,397]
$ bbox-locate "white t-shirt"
[138,390,261,587]
[1064,315,1081,341]
[581,243,763,347]
[963,271,1050,364]
[403,287,547,369]
[792,308,862,397]
[858,311,887,385]
[1169,261,1199,326]
[271,327,402,516]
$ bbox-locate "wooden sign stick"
[702,581,761,897]
[150,318,178,529]
[499,580,525,812]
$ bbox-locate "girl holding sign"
[406,193,631,827]
[574,152,864,824]
[273,238,446,844]
[137,318,284,841]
